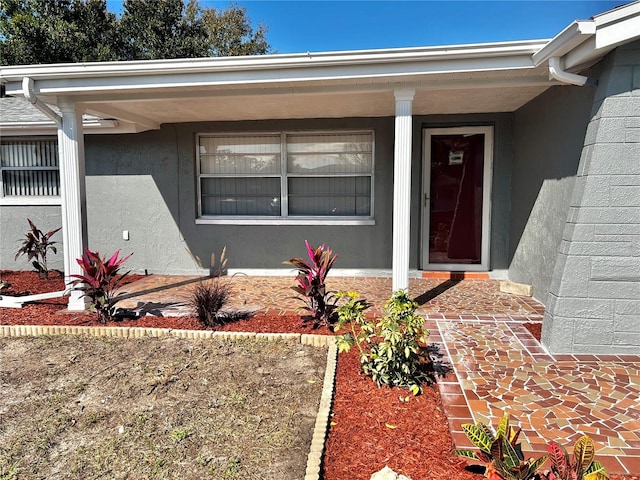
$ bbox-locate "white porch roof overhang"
[2,40,556,132]
[2,0,639,307]
[1,39,563,304]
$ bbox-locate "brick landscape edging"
[0,324,337,480]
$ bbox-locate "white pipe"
[22,77,62,127]
[548,57,593,86]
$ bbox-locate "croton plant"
[453,414,608,480]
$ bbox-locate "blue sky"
[107,1,626,54]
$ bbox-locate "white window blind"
[286,133,372,216]
[199,134,282,216]
[197,131,374,219]
[1,139,60,197]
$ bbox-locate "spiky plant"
[70,249,132,323]
[283,240,337,326]
[15,219,61,278]
[186,246,233,327]
[188,280,231,326]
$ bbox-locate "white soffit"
[71,63,552,123]
[74,85,550,123]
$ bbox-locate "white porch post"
[57,99,88,311]
[392,88,415,292]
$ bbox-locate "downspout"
[548,57,596,87]
[22,77,62,127]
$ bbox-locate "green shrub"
[335,290,439,395]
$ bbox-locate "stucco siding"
[2,113,516,276]
[84,117,395,274]
[509,85,595,303]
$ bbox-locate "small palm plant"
[283,240,337,326]
[15,219,61,278]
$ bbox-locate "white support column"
[57,100,88,311]
[392,88,415,292]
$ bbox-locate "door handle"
[424,193,430,207]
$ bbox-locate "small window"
[197,131,374,222]
[1,138,60,197]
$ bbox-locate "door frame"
[421,126,494,271]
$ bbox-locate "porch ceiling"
[74,63,554,124]
[1,40,557,130]
[77,84,552,124]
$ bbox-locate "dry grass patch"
[0,335,327,479]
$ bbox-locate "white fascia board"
[532,20,596,66]
[593,2,640,50]
[563,2,640,70]
[3,53,544,100]
[562,37,601,71]
[0,40,546,80]
[1,40,547,98]
[593,0,640,29]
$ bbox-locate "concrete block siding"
[542,41,640,354]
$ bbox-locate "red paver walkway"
[433,319,640,476]
[116,274,543,317]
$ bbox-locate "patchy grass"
[0,335,327,479]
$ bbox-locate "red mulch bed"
[0,270,635,480]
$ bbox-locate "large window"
[1,138,60,198]
[197,131,374,223]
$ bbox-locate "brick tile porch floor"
[116,275,639,475]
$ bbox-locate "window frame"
[0,136,62,206]
[195,130,375,225]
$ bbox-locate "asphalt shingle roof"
[0,96,102,124]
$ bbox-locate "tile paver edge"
[0,324,337,480]
[433,319,476,436]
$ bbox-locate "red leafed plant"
[283,240,338,326]
[539,436,608,480]
[15,219,61,278]
[70,249,132,323]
